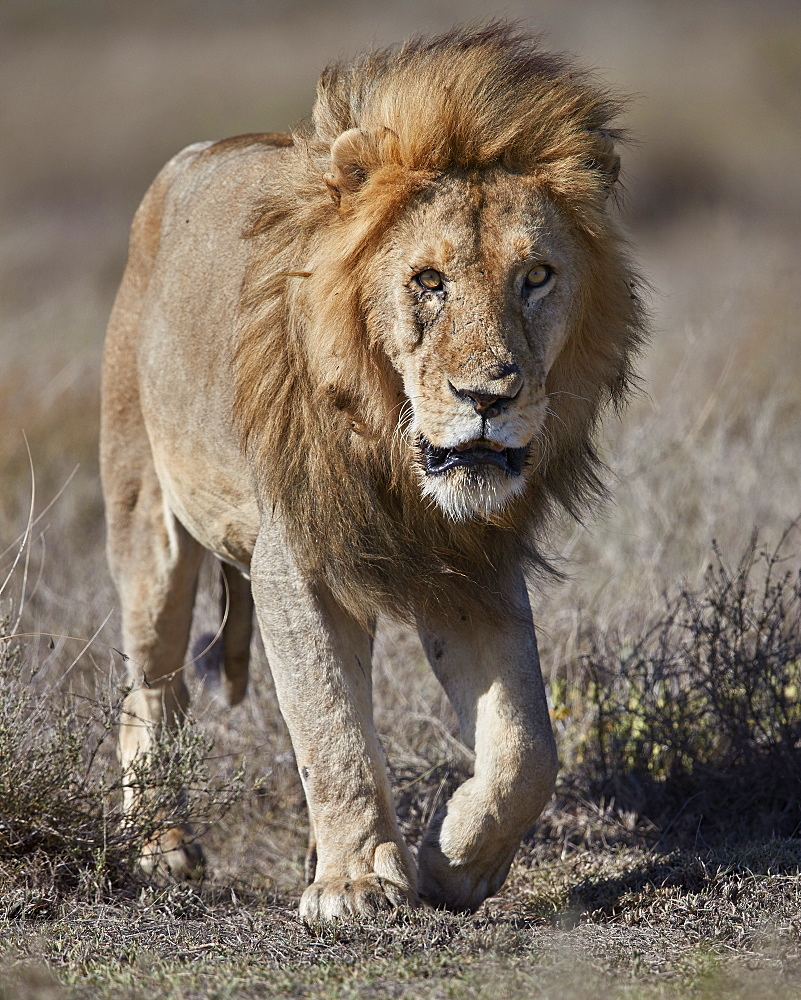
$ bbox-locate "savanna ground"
[1,2,801,997]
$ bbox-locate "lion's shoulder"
[148,134,294,209]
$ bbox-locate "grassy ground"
[2,2,801,997]
[3,841,801,998]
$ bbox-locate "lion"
[100,25,645,920]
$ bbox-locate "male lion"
[101,25,644,920]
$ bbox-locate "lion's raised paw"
[300,874,416,922]
[417,836,516,914]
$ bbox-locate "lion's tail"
[190,561,253,707]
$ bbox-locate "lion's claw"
[300,874,415,922]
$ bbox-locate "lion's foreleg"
[416,577,557,912]
[251,527,417,921]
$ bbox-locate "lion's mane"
[233,24,646,625]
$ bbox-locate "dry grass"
[2,845,801,999]
[1,1,801,996]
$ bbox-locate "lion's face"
[371,172,580,521]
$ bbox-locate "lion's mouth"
[418,436,528,476]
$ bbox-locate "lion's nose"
[456,388,503,416]
[448,370,523,418]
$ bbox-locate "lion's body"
[103,138,281,571]
[101,27,644,919]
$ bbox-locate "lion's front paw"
[300,874,415,922]
[140,826,205,880]
[417,831,516,912]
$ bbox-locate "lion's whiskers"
[548,390,593,405]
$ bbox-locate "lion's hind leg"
[102,415,205,878]
[111,484,205,878]
[191,560,253,707]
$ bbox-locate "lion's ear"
[324,128,371,207]
[592,130,621,200]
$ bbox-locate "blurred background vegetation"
[1,0,800,896]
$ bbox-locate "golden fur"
[233,25,645,626]
[101,25,644,914]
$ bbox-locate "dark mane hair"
[233,24,646,625]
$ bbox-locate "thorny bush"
[561,524,801,842]
[0,609,242,902]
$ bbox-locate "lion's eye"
[525,264,552,289]
[416,269,444,292]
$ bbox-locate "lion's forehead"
[392,174,568,278]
